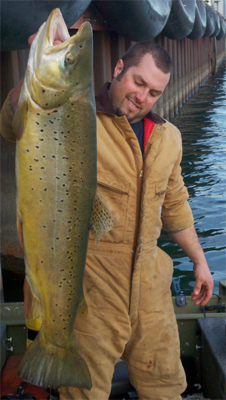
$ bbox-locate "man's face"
[108,53,171,124]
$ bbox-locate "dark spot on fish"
[40,167,45,170]
[60,269,65,271]
[67,115,70,118]
[56,176,60,179]
[55,304,58,306]
[44,188,47,191]
[37,113,40,116]
[49,120,54,124]
[56,237,59,240]
[81,162,83,165]
[36,122,40,125]
[39,138,44,141]
[59,143,62,146]
[54,131,57,134]
[61,199,64,202]
[40,129,44,132]
[53,110,58,113]
[34,159,39,162]
[42,89,45,93]
[36,146,39,149]
[63,174,66,176]
[27,149,30,152]
[54,138,58,141]
[63,327,66,330]
[53,319,55,322]
[46,103,49,106]
[58,210,62,213]
[39,200,42,203]
[67,131,70,133]
[41,261,44,264]
[40,178,42,180]
[42,225,46,228]
[52,155,56,158]
[68,298,71,301]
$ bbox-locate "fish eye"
[65,52,76,65]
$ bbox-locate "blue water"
[159,60,226,295]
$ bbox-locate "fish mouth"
[44,9,92,55]
[30,8,92,69]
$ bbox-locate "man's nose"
[135,88,148,104]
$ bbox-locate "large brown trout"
[13,8,113,390]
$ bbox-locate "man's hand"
[169,225,214,306]
[191,262,214,306]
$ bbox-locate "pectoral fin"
[90,189,114,243]
[12,100,27,140]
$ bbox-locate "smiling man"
[109,53,170,124]
[0,40,213,400]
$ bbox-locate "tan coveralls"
[0,84,194,400]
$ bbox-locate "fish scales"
[12,8,108,390]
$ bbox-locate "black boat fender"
[204,4,216,37]
[188,0,207,40]
[92,0,172,42]
[162,0,196,40]
[1,0,92,51]
[216,16,226,40]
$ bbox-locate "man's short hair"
[120,40,172,77]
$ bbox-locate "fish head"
[25,8,93,109]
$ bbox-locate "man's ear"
[113,59,124,78]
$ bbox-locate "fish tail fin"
[18,328,92,390]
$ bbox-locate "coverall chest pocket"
[97,174,130,243]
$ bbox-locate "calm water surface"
[159,60,226,295]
